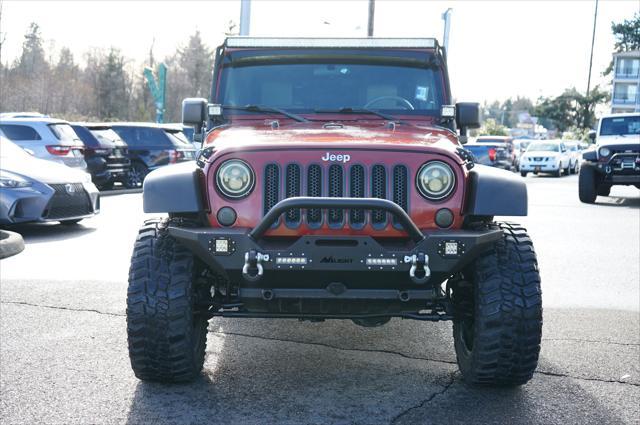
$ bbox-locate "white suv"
[0,118,87,169]
[519,140,572,177]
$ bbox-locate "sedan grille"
[45,184,93,219]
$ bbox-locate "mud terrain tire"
[453,222,542,386]
[127,218,208,382]
[578,164,598,203]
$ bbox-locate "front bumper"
[520,161,560,172]
[168,197,502,318]
[0,181,99,224]
[594,151,640,184]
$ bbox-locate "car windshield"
[219,61,443,116]
[90,128,124,144]
[600,116,640,136]
[49,123,81,143]
[527,142,559,152]
[0,137,32,159]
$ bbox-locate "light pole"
[239,0,251,36]
[442,8,452,53]
[367,0,375,37]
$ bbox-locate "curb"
[0,230,25,259]
[100,188,143,197]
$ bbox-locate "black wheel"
[60,219,82,225]
[520,171,527,177]
[126,162,148,188]
[554,164,562,177]
[565,163,571,175]
[452,222,542,386]
[578,164,598,203]
[352,317,391,327]
[597,184,611,197]
[127,218,209,382]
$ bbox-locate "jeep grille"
[263,163,410,229]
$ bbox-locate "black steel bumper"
[594,151,640,184]
[169,197,501,286]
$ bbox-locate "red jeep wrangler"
[127,37,542,386]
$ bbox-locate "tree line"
[1,13,638,129]
[0,23,215,123]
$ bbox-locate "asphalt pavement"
[1,174,639,425]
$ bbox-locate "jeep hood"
[204,122,461,156]
[597,135,640,147]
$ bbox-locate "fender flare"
[464,165,527,216]
[143,162,204,213]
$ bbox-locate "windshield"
[49,123,81,143]
[600,116,640,136]
[90,128,124,144]
[527,142,560,152]
[0,137,32,159]
[219,62,443,115]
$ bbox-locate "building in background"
[611,51,640,113]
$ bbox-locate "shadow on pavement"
[6,222,96,244]
[595,195,640,208]
[123,318,633,425]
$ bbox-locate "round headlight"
[417,161,456,201]
[598,147,611,158]
[216,159,255,199]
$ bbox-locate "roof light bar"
[225,37,437,49]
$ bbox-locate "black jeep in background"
[110,123,196,188]
[72,123,131,190]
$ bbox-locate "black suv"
[72,123,131,190]
[110,123,197,188]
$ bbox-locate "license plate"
[535,166,541,172]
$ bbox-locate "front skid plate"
[167,226,502,279]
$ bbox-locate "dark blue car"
[110,123,197,188]
[71,123,131,190]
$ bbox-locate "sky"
[1,0,637,104]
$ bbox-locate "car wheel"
[520,171,527,177]
[565,163,571,175]
[578,163,598,203]
[126,163,148,188]
[597,184,611,197]
[127,218,208,382]
[452,222,542,386]
[60,219,83,225]
[554,164,562,177]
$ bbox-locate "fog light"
[208,237,236,255]
[366,258,397,266]
[276,257,307,265]
[215,239,229,253]
[217,207,237,226]
[435,208,454,228]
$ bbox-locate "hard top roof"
[0,116,70,125]
[224,37,438,49]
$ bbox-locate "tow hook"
[242,250,269,282]
[404,252,430,284]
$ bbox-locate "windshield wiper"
[222,104,309,123]
[314,107,408,125]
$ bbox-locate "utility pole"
[367,0,375,37]
[442,8,452,54]
[239,0,251,36]
[586,0,598,97]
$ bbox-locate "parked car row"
[0,117,197,190]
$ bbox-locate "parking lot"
[1,175,639,425]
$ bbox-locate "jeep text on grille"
[128,37,542,387]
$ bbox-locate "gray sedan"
[0,137,100,225]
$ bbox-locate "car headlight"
[216,159,255,199]
[599,147,611,158]
[0,171,32,188]
[417,161,455,201]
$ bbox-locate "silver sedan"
[0,137,100,225]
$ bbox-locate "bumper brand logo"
[320,256,353,264]
[64,184,76,194]
[322,152,351,163]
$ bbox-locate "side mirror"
[588,130,596,142]
[182,98,208,142]
[455,102,481,144]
